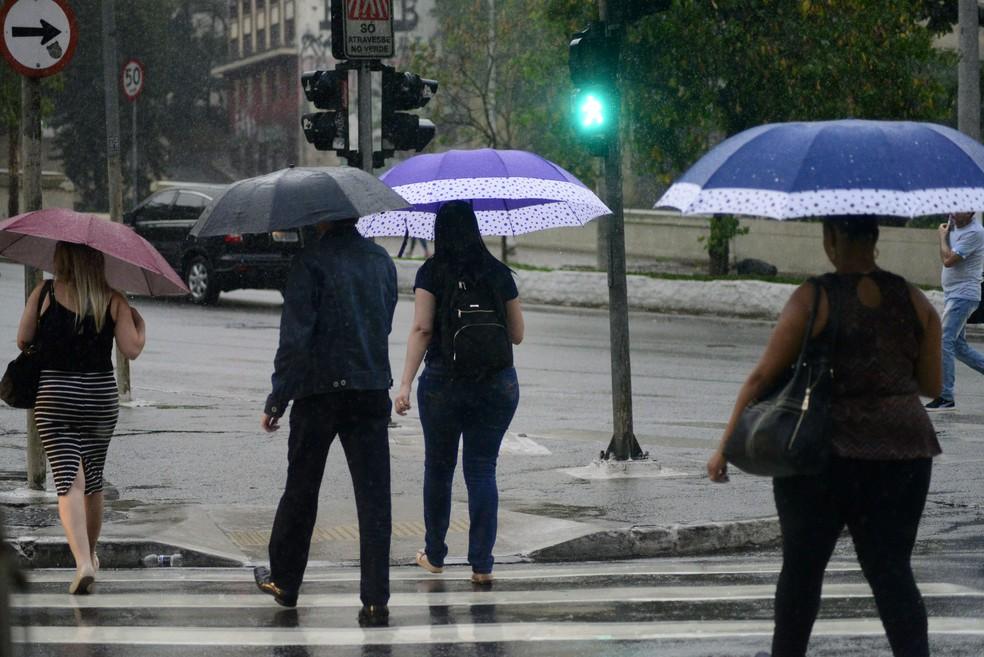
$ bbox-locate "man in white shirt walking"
[927,211,984,410]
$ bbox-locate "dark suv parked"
[125,183,304,304]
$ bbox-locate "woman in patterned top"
[707,215,942,657]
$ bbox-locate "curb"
[6,536,243,569]
[527,517,781,562]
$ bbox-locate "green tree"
[407,0,596,183]
[49,0,227,211]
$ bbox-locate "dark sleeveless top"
[821,271,940,460]
[37,286,116,373]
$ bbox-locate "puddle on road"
[506,501,608,521]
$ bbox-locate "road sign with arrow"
[0,0,77,78]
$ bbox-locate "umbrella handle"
[397,229,409,258]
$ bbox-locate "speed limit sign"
[121,58,143,101]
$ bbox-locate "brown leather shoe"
[358,604,389,627]
[253,566,297,608]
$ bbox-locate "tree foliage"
[407,0,596,182]
[47,0,227,211]
[623,0,956,188]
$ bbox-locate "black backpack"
[439,273,513,381]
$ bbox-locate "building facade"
[212,0,436,177]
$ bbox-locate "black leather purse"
[723,277,838,478]
[1,281,53,409]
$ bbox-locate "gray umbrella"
[189,166,410,237]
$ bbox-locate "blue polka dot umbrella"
[656,119,984,219]
[357,148,611,239]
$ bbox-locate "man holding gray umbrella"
[190,166,408,627]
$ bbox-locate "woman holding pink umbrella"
[15,242,146,594]
[2,208,183,595]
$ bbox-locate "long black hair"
[821,214,880,243]
[431,200,506,283]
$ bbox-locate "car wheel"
[185,255,220,305]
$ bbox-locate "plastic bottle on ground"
[141,553,183,568]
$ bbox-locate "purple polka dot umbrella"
[357,148,611,239]
[656,119,984,219]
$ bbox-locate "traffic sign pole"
[101,0,130,401]
[21,76,45,491]
[358,61,372,173]
[131,101,137,207]
[122,59,144,207]
[1,0,78,490]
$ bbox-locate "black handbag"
[1,281,53,409]
[723,277,839,478]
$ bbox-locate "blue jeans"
[417,366,519,574]
[941,297,984,401]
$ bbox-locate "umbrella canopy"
[357,148,611,239]
[0,209,188,295]
[656,119,984,219]
[190,166,410,238]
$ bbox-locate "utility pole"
[597,0,643,461]
[102,0,131,400]
[22,77,45,490]
[958,0,980,140]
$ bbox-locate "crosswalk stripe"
[12,582,981,609]
[22,560,865,584]
[12,617,984,646]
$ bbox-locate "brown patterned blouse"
[820,270,941,460]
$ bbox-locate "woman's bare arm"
[15,282,47,350]
[708,282,825,481]
[908,284,942,399]
[505,298,524,345]
[112,292,146,359]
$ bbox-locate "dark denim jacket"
[264,227,397,417]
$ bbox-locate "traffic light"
[381,65,438,156]
[569,22,619,155]
[300,68,350,156]
[301,111,347,151]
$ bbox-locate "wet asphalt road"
[10,553,984,657]
[1,262,981,543]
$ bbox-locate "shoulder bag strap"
[32,280,53,347]
[790,278,822,372]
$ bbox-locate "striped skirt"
[34,370,118,496]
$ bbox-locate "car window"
[174,192,210,222]
[133,190,177,224]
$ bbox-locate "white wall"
[515,211,944,287]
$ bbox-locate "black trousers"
[268,391,392,606]
[772,456,933,657]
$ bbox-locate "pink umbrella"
[0,209,188,295]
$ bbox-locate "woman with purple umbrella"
[15,242,146,594]
[393,201,525,584]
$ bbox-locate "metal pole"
[958,0,980,140]
[102,0,131,401]
[595,0,611,272]
[131,100,138,208]
[0,510,12,657]
[599,0,643,461]
[358,60,372,172]
[21,77,45,490]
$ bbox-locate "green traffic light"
[578,94,605,127]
